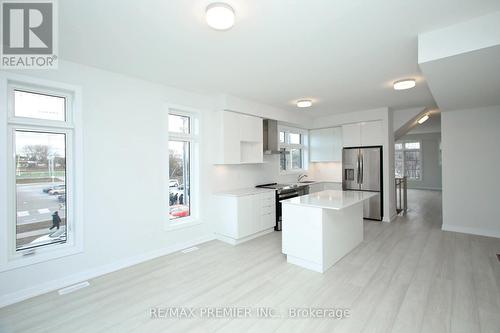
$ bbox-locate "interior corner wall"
[399,132,442,190]
[385,109,397,222]
[441,105,500,238]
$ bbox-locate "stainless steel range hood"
[263,119,280,154]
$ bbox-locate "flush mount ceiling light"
[393,79,416,90]
[417,114,429,124]
[206,3,235,30]
[296,100,313,108]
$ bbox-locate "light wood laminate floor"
[1,190,500,333]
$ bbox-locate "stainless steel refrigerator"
[342,146,383,220]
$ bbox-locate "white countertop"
[287,181,341,186]
[281,190,377,210]
[214,187,275,197]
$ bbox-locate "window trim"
[165,105,201,231]
[0,73,83,272]
[395,140,423,181]
[278,125,308,174]
[8,82,74,128]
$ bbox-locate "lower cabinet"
[216,191,276,245]
[308,182,342,194]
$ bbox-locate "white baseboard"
[286,255,324,273]
[382,212,398,223]
[215,228,275,245]
[0,234,215,308]
[442,224,500,239]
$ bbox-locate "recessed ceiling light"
[206,3,235,30]
[393,79,416,90]
[296,100,312,108]
[417,114,429,124]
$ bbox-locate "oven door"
[276,190,300,231]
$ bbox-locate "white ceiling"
[59,0,500,116]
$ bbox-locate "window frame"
[166,106,200,231]
[395,140,423,181]
[278,125,308,174]
[0,74,83,272]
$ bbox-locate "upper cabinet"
[341,123,362,147]
[360,120,383,146]
[342,120,383,147]
[240,114,262,143]
[309,127,342,162]
[216,110,263,164]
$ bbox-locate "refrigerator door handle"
[360,151,364,184]
[356,151,360,184]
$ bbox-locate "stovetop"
[255,183,308,194]
[255,183,291,190]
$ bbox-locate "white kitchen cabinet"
[241,114,263,143]
[236,195,259,238]
[310,127,342,162]
[260,191,276,230]
[219,111,242,164]
[215,190,276,245]
[342,121,383,147]
[361,121,384,146]
[342,123,362,147]
[216,110,263,164]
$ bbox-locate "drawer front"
[260,192,275,208]
[261,200,275,209]
[262,205,275,215]
[261,212,275,229]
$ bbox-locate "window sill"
[165,217,203,232]
[0,243,83,273]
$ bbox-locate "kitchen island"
[281,190,376,273]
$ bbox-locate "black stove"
[255,182,304,194]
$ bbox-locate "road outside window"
[14,128,67,251]
[169,140,190,220]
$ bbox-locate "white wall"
[0,61,305,306]
[308,162,342,182]
[311,108,397,222]
[441,105,500,238]
[398,132,442,190]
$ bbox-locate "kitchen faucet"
[298,174,308,182]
